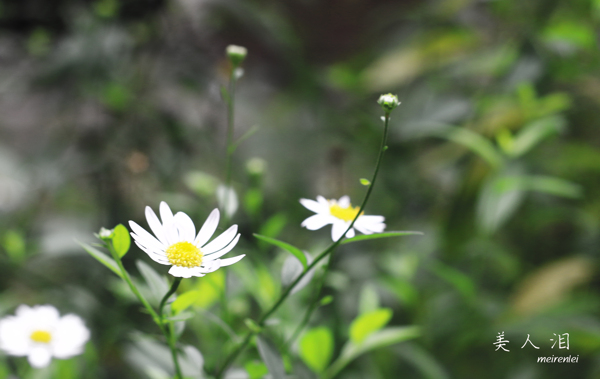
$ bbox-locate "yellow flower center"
[166,241,203,268]
[329,203,362,222]
[30,330,52,344]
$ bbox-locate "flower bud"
[226,45,247,67]
[98,227,114,241]
[377,93,400,113]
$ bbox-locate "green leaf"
[436,127,504,168]
[299,327,334,373]
[258,213,287,240]
[2,230,26,262]
[112,224,131,258]
[79,241,123,279]
[165,311,194,322]
[193,269,225,308]
[254,234,307,269]
[350,308,393,344]
[320,295,333,306]
[245,361,269,379]
[179,345,204,377]
[136,260,169,304]
[360,178,371,186]
[256,337,286,379]
[522,176,582,198]
[429,262,476,301]
[324,326,420,379]
[231,124,260,153]
[341,231,423,245]
[244,318,262,333]
[510,116,565,157]
[171,290,200,314]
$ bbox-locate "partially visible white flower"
[129,202,245,278]
[216,185,239,219]
[0,305,90,368]
[300,195,386,241]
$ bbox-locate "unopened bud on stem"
[377,93,400,113]
[226,45,247,68]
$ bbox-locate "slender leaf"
[522,176,582,198]
[281,251,314,294]
[136,260,169,304]
[179,345,204,378]
[350,308,393,343]
[436,126,504,168]
[341,231,423,245]
[256,337,285,379]
[300,327,334,373]
[171,290,200,314]
[79,241,123,279]
[511,116,565,157]
[429,262,476,301]
[324,326,420,379]
[254,234,307,269]
[112,223,131,258]
[165,311,194,322]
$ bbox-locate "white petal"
[28,347,52,368]
[199,260,222,273]
[15,304,33,318]
[164,221,180,245]
[204,234,240,261]
[134,242,170,265]
[299,199,326,214]
[51,315,90,359]
[202,225,238,254]
[32,305,60,326]
[218,254,245,267]
[346,227,355,238]
[145,206,168,245]
[168,266,196,278]
[301,214,334,230]
[159,202,174,228]
[331,221,349,241]
[0,317,29,355]
[129,221,165,252]
[358,215,385,224]
[337,195,350,208]
[316,196,329,207]
[355,216,386,233]
[194,209,220,247]
[353,222,373,235]
[174,212,196,242]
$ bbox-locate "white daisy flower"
[300,195,386,241]
[129,201,245,278]
[0,305,90,368]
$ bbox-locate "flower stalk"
[105,240,184,379]
[214,97,396,378]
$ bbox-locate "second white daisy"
[129,202,245,278]
[300,195,386,241]
[0,305,90,368]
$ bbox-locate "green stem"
[214,113,392,378]
[222,68,237,324]
[224,70,237,193]
[106,242,162,326]
[159,277,182,318]
[167,319,184,379]
[106,242,183,379]
[284,267,328,349]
